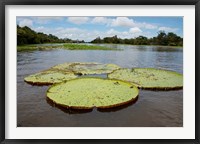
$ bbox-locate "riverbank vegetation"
[62,43,115,50]
[17,43,117,51]
[17,25,84,45]
[91,32,183,46]
[17,25,183,47]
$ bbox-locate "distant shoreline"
[92,43,183,48]
[17,43,183,52]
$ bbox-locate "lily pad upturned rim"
[24,69,77,86]
[108,68,183,90]
[46,77,139,110]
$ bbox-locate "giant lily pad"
[24,69,77,85]
[51,62,120,75]
[108,68,183,90]
[47,78,139,109]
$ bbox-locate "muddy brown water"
[17,44,183,127]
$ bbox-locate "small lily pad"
[47,78,139,109]
[24,69,77,85]
[51,62,120,75]
[108,68,183,90]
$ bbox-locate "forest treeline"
[17,25,183,46]
[91,32,183,46]
[17,25,84,45]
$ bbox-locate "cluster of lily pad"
[24,62,183,110]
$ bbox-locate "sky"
[17,16,183,42]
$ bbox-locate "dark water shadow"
[78,73,108,78]
[46,97,93,114]
[24,80,53,86]
[151,47,182,52]
[140,87,183,91]
[134,46,182,52]
[97,96,139,112]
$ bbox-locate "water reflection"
[17,44,183,73]
[97,96,139,112]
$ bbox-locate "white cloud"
[17,17,64,26]
[92,17,106,23]
[32,26,145,42]
[91,17,112,25]
[105,28,142,39]
[142,23,157,29]
[33,16,64,24]
[34,16,63,20]
[158,26,178,32]
[17,16,182,42]
[106,29,118,35]
[129,27,142,33]
[33,26,89,40]
[109,17,157,30]
[111,17,135,27]
[18,19,33,27]
[67,17,90,24]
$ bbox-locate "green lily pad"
[51,62,120,75]
[47,78,139,109]
[24,69,77,85]
[51,62,73,71]
[108,68,183,90]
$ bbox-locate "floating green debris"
[52,62,121,75]
[17,43,120,52]
[24,69,77,85]
[47,78,139,109]
[17,45,63,52]
[63,43,118,50]
[108,68,183,90]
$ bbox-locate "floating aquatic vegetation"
[24,62,120,86]
[51,62,121,75]
[17,43,119,52]
[63,43,118,50]
[24,69,77,85]
[108,68,183,90]
[47,78,139,109]
[24,63,182,111]
[51,62,73,71]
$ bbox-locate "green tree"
[166,32,183,46]
[17,25,77,45]
[156,31,167,45]
[91,36,102,43]
[134,36,149,45]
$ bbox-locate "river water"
[17,44,183,127]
